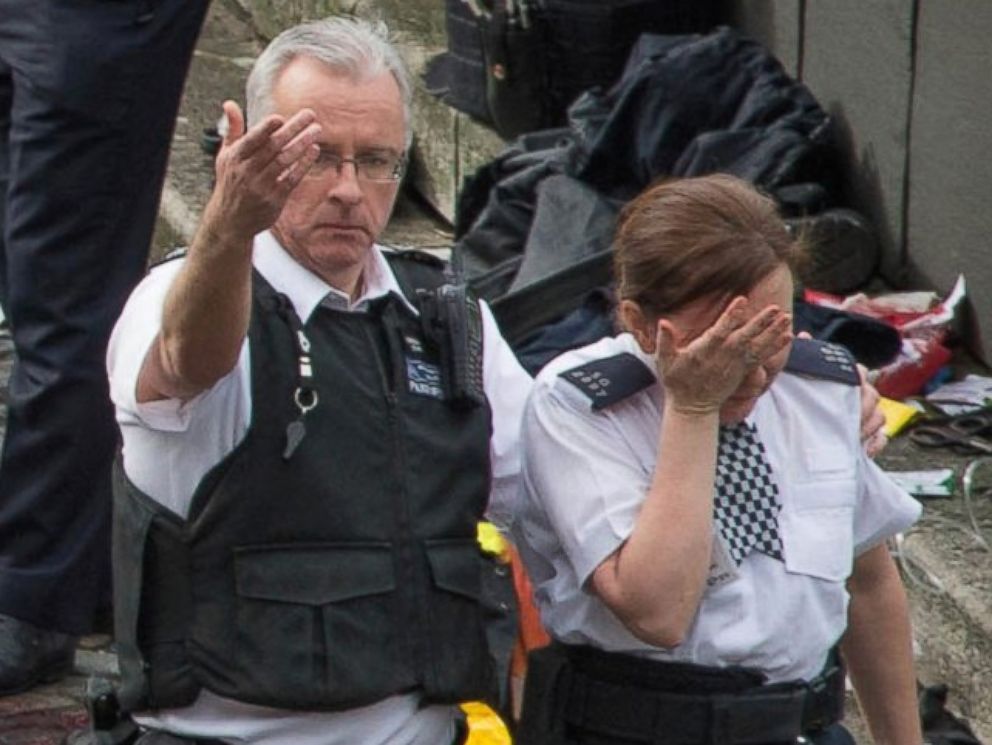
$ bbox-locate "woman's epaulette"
[784,338,860,386]
[559,353,655,409]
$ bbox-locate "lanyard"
[275,294,318,460]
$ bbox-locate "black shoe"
[0,613,77,696]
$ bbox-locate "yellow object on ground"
[879,396,919,437]
[461,702,513,745]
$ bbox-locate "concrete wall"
[803,0,916,283]
[724,0,801,78]
[907,1,992,359]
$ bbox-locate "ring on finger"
[743,348,759,366]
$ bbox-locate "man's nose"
[325,161,363,205]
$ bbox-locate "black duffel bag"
[424,0,719,140]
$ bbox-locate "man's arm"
[857,364,888,456]
[842,543,923,745]
[137,100,321,403]
[795,332,885,454]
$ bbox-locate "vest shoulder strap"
[383,247,449,302]
[559,352,655,409]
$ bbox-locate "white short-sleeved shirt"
[106,231,532,745]
[513,333,921,685]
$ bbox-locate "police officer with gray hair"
[105,16,530,745]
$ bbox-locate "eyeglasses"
[305,149,406,182]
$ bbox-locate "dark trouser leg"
[0,56,10,305]
[0,0,210,635]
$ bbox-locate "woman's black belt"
[559,643,845,744]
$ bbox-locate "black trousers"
[0,0,209,634]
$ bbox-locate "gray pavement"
[1,1,991,743]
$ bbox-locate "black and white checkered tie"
[714,422,784,566]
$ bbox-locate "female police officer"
[512,174,923,745]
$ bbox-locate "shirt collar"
[252,230,417,322]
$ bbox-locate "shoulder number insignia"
[785,338,860,386]
[560,352,655,409]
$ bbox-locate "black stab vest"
[113,252,495,712]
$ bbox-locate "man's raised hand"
[205,100,321,243]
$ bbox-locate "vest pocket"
[233,542,397,707]
[424,539,495,702]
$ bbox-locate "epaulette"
[147,247,188,269]
[559,352,655,409]
[784,338,860,386]
[384,246,451,304]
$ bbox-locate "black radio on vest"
[419,283,486,409]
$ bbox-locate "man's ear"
[619,300,656,354]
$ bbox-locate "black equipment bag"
[481,0,548,139]
[424,0,492,125]
[452,28,840,353]
[541,0,718,127]
[424,0,547,137]
[425,0,720,140]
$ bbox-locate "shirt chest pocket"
[781,445,857,582]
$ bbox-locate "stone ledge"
[898,530,992,738]
[0,681,89,745]
[879,437,992,741]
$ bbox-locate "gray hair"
[246,17,412,147]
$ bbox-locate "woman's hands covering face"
[655,296,793,417]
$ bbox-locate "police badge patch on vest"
[404,334,445,400]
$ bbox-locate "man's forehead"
[270,58,406,143]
